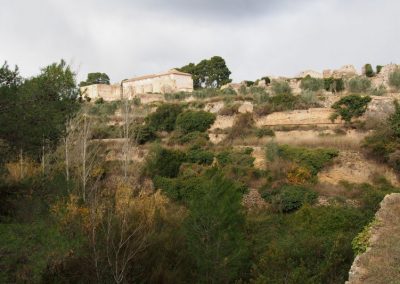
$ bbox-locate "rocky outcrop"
[332,65,359,78]
[255,108,338,126]
[346,193,400,284]
[371,64,400,89]
[204,101,224,113]
[297,70,323,78]
[238,101,253,113]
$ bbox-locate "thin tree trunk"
[82,114,87,202]
[19,148,23,180]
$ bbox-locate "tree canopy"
[179,56,232,89]
[79,72,110,86]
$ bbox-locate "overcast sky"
[1,0,399,83]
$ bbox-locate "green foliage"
[278,144,338,176]
[218,103,240,116]
[227,113,255,140]
[0,59,79,158]
[331,94,372,122]
[376,65,383,74]
[79,72,110,86]
[261,76,271,85]
[186,146,214,165]
[179,56,232,89]
[183,169,249,283]
[91,124,120,139]
[132,124,156,144]
[0,61,22,87]
[94,97,104,104]
[348,76,372,93]
[255,127,275,138]
[164,91,192,101]
[171,131,210,145]
[369,85,386,96]
[300,75,324,91]
[324,77,345,93]
[389,68,400,90]
[146,103,183,132]
[300,90,319,105]
[88,100,119,116]
[250,206,370,283]
[271,80,292,95]
[261,185,318,213]
[364,64,374,77]
[352,219,377,255]
[175,110,216,134]
[244,80,254,87]
[145,146,186,178]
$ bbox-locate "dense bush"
[186,146,214,165]
[271,80,292,96]
[278,144,338,176]
[170,131,209,145]
[261,185,318,213]
[132,124,156,144]
[364,63,374,77]
[88,101,119,116]
[145,146,186,178]
[389,68,400,90]
[376,65,383,74]
[91,124,120,139]
[348,76,372,93]
[300,75,324,91]
[324,77,345,93]
[227,113,255,140]
[331,94,372,122]
[164,91,191,101]
[256,127,275,138]
[218,104,240,116]
[146,103,183,132]
[370,85,386,96]
[175,110,216,133]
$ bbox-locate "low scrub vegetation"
[331,94,372,123]
[348,76,372,93]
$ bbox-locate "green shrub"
[192,88,221,99]
[261,76,271,85]
[364,64,374,77]
[175,110,216,133]
[269,93,298,110]
[164,92,191,101]
[219,104,240,116]
[348,76,372,93]
[91,124,120,139]
[324,77,345,93]
[376,65,383,74]
[94,97,104,104]
[221,87,237,96]
[132,124,156,144]
[271,80,292,96]
[300,75,324,91]
[244,80,254,87]
[254,103,273,116]
[227,113,254,140]
[146,103,183,132]
[261,185,318,213]
[331,94,372,122]
[278,145,338,176]
[187,146,214,165]
[369,85,386,96]
[256,128,275,138]
[171,131,209,145]
[145,146,186,178]
[88,101,119,116]
[352,219,376,255]
[300,90,319,105]
[389,68,400,90]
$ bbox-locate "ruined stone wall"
[80,84,121,101]
[123,74,193,95]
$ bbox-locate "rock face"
[332,65,358,78]
[297,70,323,78]
[371,64,399,89]
[238,101,254,113]
[346,193,400,284]
[204,101,224,113]
[255,108,338,126]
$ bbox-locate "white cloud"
[0,0,399,82]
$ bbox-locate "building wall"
[80,84,121,101]
[123,74,193,96]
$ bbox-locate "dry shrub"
[287,165,313,185]
[5,159,41,182]
[227,113,255,141]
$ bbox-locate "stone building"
[80,69,193,101]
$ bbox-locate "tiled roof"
[125,69,191,82]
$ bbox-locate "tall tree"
[80,72,110,86]
[179,56,232,89]
[183,169,248,283]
